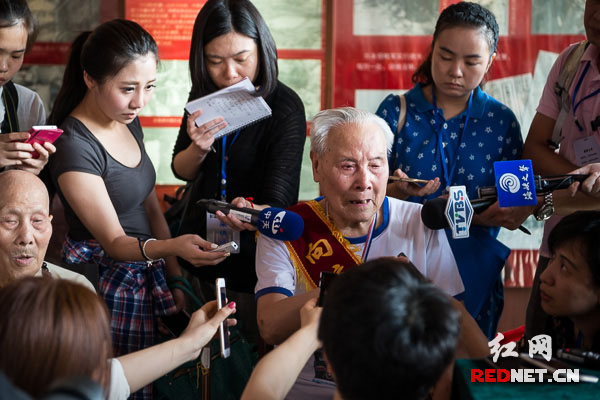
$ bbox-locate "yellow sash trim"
[284,200,363,292]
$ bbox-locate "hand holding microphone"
[567,163,600,197]
[197,198,304,241]
[213,197,262,232]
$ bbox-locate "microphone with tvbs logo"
[421,160,588,237]
[196,199,304,241]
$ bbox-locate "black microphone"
[196,199,304,241]
[420,197,496,230]
[477,174,588,198]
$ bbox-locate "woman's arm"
[522,112,578,175]
[57,171,228,265]
[256,290,319,345]
[242,299,321,400]
[144,189,186,307]
[119,300,236,392]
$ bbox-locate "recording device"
[215,278,230,358]
[22,126,63,159]
[161,310,191,338]
[317,271,337,307]
[477,174,588,200]
[196,199,304,241]
[421,173,590,231]
[387,176,430,184]
[421,197,492,230]
[556,348,600,370]
[209,241,239,253]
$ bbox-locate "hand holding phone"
[387,175,430,185]
[209,241,239,253]
[23,126,63,159]
[215,278,231,358]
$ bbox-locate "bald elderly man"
[0,169,93,290]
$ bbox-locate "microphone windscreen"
[420,198,449,230]
[257,208,304,241]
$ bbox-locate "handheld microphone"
[421,196,531,234]
[479,174,588,199]
[196,199,304,241]
[421,197,495,230]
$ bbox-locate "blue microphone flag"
[493,160,538,207]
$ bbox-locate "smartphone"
[317,271,338,307]
[24,126,63,159]
[209,241,239,253]
[162,310,191,338]
[215,278,231,358]
[387,176,430,184]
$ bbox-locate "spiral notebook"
[185,77,272,139]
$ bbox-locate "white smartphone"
[210,241,239,253]
[215,278,231,358]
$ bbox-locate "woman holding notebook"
[171,0,306,343]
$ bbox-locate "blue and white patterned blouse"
[376,83,523,203]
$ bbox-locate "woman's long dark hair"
[0,0,38,51]
[48,19,158,127]
[188,0,278,99]
[412,1,499,85]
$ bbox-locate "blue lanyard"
[361,213,377,262]
[220,130,241,201]
[432,89,473,189]
[571,61,600,131]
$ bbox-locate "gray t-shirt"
[49,116,156,240]
[0,83,46,132]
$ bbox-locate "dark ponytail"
[412,1,499,85]
[48,19,158,127]
[47,32,90,127]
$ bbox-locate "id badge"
[574,136,600,166]
[206,211,240,253]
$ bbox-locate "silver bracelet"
[142,238,159,262]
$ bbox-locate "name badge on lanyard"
[574,136,600,166]
[206,130,242,253]
[206,212,240,253]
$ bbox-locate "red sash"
[285,200,362,291]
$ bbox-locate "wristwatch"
[535,192,554,221]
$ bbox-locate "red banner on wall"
[331,0,585,106]
[125,0,206,60]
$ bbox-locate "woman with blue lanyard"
[171,0,306,344]
[376,2,528,339]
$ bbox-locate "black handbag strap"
[1,81,20,134]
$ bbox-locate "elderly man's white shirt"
[35,261,95,292]
[255,196,464,298]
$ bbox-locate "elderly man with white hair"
[254,107,464,399]
[0,169,94,290]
